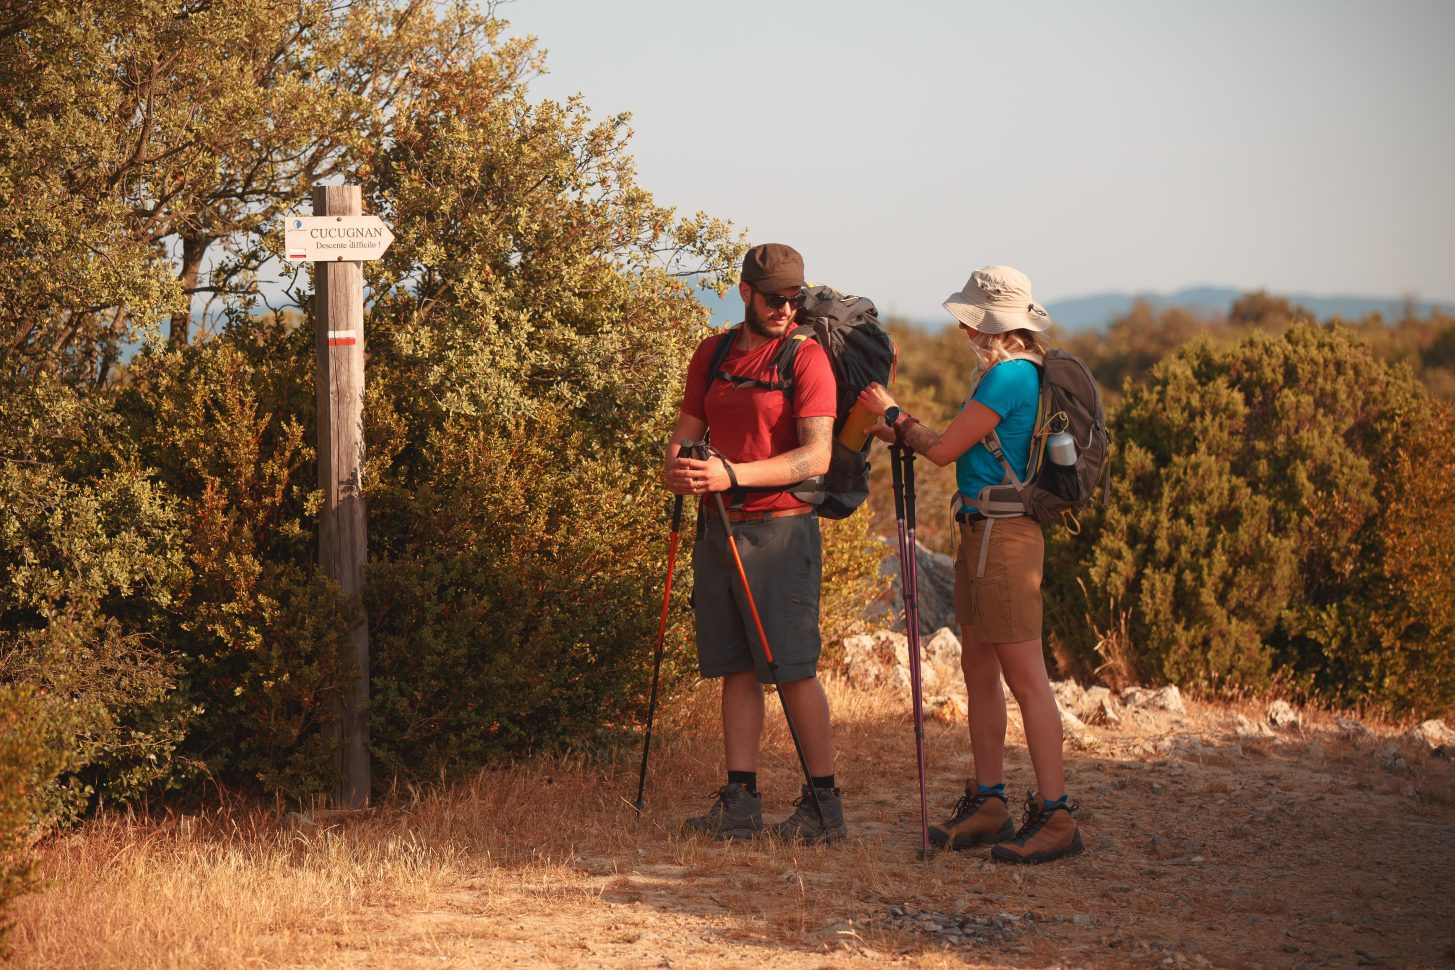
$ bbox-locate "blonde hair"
[970,328,1047,373]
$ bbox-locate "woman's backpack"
[975,349,1110,531]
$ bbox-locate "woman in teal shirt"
[858,265,1082,865]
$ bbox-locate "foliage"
[362,411,676,775]
[1057,293,1455,408]
[0,371,192,823]
[0,684,67,953]
[1334,402,1455,717]
[1,0,753,817]
[115,322,353,795]
[1064,325,1447,714]
[819,510,893,645]
[0,0,421,377]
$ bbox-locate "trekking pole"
[633,493,685,815]
[891,444,931,857]
[687,442,826,826]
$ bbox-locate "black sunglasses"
[758,289,804,310]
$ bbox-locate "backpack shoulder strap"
[709,325,801,394]
[707,327,739,383]
[979,358,1044,489]
[769,325,813,400]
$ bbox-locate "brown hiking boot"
[683,783,762,841]
[766,785,846,845]
[990,793,1085,864]
[928,783,1015,850]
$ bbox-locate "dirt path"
[13,672,1455,969]
[301,688,1454,968]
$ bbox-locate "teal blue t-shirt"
[954,359,1041,504]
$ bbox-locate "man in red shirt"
[664,243,845,844]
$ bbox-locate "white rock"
[1052,680,1085,711]
[1154,734,1211,758]
[922,627,962,667]
[1235,714,1275,740]
[1121,685,1187,715]
[840,631,910,689]
[1058,703,1088,732]
[1266,700,1301,730]
[1088,695,1123,726]
[887,659,941,696]
[890,664,912,694]
[1410,719,1455,752]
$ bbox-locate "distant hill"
[697,285,1455,333]
[1044,287,1455,333]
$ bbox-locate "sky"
[495,0,1455,323]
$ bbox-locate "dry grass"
[8,670,1455,968]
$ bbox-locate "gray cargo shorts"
[691,512,823,684]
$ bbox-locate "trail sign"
[285,214,394,262]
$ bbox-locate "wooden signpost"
[288,185,393,810]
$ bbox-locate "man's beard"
[744,301,790,340]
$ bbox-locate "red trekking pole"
[891,443,930,857]
[686,441,826,826]
[634,494,685,814]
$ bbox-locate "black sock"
[811,774,835,791]
[726,770,757,793]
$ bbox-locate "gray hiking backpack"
[972,349,1110,531]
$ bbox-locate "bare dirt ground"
[10,648,1455,969]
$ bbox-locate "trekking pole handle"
[889,443,906,523]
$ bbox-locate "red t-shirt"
[681,328,837,512]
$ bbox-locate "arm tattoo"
[901,421,942,456]
[788,416,833,480]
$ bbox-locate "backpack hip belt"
[957,488,1028,579]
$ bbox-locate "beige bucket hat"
[943,265,1053,333]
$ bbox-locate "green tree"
[0,685,66,953]
[3,0,757,804]
[1060,324,1448,714]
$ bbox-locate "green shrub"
[0,372,192,822]
[820,508,892,644]
[363,411,686,775]
[0,684,66,953]
[115,324,352,796]
[1052,324,1453,716]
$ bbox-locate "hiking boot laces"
[787,790,821,824]
[947,788,990,825]
[1010,792,1076,842]
[701,785,735,817]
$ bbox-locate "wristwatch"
[884,405,902,428]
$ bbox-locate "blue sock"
[977,782,1006,797]
[1042,794,1068,811]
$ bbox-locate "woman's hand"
[856,382,897,417]
[865,418,896,444]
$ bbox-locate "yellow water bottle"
[838,399,878,451]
